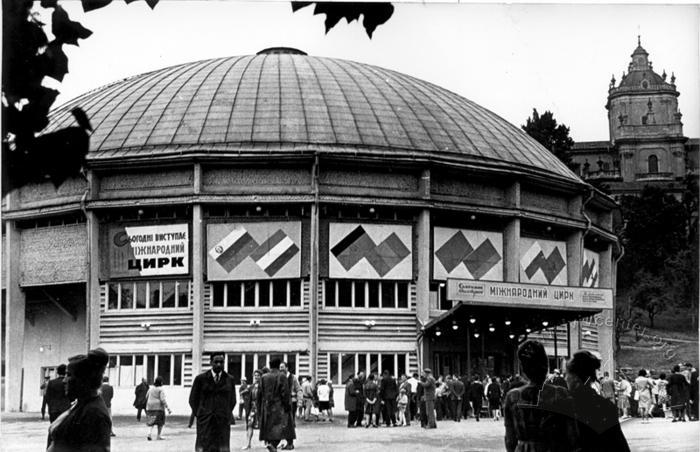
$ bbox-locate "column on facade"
[567,230,583,352]
[309,156,320,379]
[86,210,100,349]
[4,219,25,412]
[598,244,614,375]
[192,163,204,376]
[416,208,430,369]
[503,181,520,372]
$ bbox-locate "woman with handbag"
[634,369,654,423]
[242,369,262,450]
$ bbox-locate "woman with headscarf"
[46,348,112,452]
[566,350,630,452]
[503,340,577,452]
[145,376,172,440]
[667,364,690,422]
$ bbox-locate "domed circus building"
[2,48,617,413]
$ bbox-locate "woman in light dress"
[634,369,654,423]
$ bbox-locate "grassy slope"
[616,325,699,375]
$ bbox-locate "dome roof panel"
[45,53,581,182]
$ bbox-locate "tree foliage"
[292,2,394,38]
[2,0,159,195]
[522,108,575,169]
[617,180,699,327]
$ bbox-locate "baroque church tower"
[606,37,687,183]
[571,37,697,197]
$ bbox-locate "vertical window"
[173,354,182,386]
[341,353,354,383]
[135,282,147,309]
[381,354,395,377]
[149,282,161,308]
[177,281,189,308]
[108,284,118,310]
[227,282,241,307]
[381,282,395,308]
[330,353,339,385]
[258,281,270,307]
[397,354,407,378]
[369,353,380,377]
[146,355,155,384]
[290,280,301,307]
[270,354,284,368]
[212,283,224,307]
[287,354,297,375]
[325,280,336,307]
[358,354,367,376]
[162,281,176,308]
[355,281,366,308]
[119,355,134,387]
[243,281,256,307]
[158,355,171,385]
[121,283,134,309]
[272,280,287,307]
[227,354,241,385]
[397,282,408,308]
[245,354,255,382]
[135,355,145,384]
[648,155,659,173]
[338,280,352,307]
[368,281,380,308]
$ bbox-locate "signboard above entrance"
[446,278,612,311]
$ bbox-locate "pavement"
[1,413,698,452]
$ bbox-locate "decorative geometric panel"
[433,228,503,281]
[207,222,301,280]
[329,223,412,279]
[582,249,600,288]
[519,238,567,286]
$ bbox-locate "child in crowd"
[397,388,409,426]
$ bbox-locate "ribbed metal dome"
[46,53,579,182]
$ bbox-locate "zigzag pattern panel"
[519,238,567,286]
[329,223,412,279]
[433,227,503,281]
[582,249,600,288]
[207,222,301,280]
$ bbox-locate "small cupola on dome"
[630,35,650,71]
[256,47,307,55]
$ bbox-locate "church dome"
[45,51,579,183]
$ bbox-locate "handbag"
[633,389,640,401]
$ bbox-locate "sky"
[42,1,700,142]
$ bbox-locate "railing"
[635,172,674,181]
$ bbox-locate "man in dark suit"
[353,371,366,427]
[42,364,71,422]
[379,369,398,427]
[469,375,484,421]
[134,377,149,421]
[461,374,471,419]
[100,375,115,436]
[450,374,465,422]
[258,358,290,452]
[189,353,237,452]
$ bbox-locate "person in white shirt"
[316,378,333,422]
[616,375,632,418]
[407,373,419,421]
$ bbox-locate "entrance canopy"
[422,279,613,340]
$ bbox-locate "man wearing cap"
[419,368,437,429]
[189,352,237,452]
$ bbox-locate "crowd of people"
[37,345,699,452]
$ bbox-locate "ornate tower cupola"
[606,37,687,183]
[630,36,651,71]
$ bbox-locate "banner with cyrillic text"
[446,278,612,311]
[207,222,301,280]
[329,223,412,279]
[108,224,189,278]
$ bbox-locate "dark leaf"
[23,86,59,132]
[42,41,69,82]
[52,5,93,46]
[144,0,159,9]
[40,0,58,8]
[292,2,393,38]
[71,107,93,132]
[32,125,90,187]
[291,2,312,12]
[81,0,112,12]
